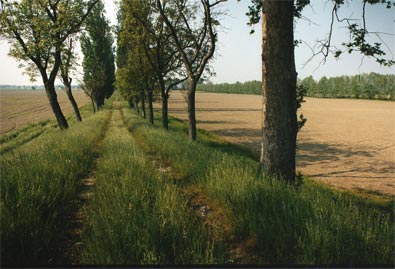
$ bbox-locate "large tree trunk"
[147,89,154,125]
[187,80,197,141]
[65,86,82,122]
[260,1,297,183]
[162,91,169,130]
[45,81,69,129]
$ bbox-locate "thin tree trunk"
[260,1,297,183]
[187,81,197,141]
[162,91,169,130]
[128,96,135,108]
[140,90,146,119]
[45,82,69,129]
[90,96,96,113]
[65,86,82,122]
[147,89,154,125]
[135,100,140,114]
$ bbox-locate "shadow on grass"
[166,116,259,162]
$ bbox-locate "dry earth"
[163,91,395,196]
[0,90,90,134]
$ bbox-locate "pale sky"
[0,0,394,86]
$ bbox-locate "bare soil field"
[0,90,90,134]
[163,91,395,196]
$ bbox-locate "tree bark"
[140,90,146,118]
[147,88,154,125]
[45,82,69,129]
[135,100,140,114]
[187,80,197,141]
[162,92,169,130]
[128,96,135,108]
[90,96,96,113]
[64,86,82,122]
[260,1,297,183]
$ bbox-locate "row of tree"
[115,0,224,139]
[2,0,394,185]
[300,73,395,100]
[0,0,115,128]
[197,73,395,101]
[197,80,262,95]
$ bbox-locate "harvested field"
[163,91,395,196]
[0,90,90,134]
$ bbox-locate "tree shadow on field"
[296,141,374,165]
[211,127,261,157]
[168,108,261,114]
[296,141,395,179]
[197,120,229,125]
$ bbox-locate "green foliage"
[0,0,98,128]
[242,0,394,66]
[197,80,262,95]
[115,0,154,105]
[198,73,395,101]
[81,0,115,109]
[300,73,395,100]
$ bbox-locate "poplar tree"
[81,0,115,110]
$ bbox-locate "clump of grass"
[123,107,394,265]
[0,110,110,266]
[80,109,225,265]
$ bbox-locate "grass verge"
[0,110,110,266]
[123,105,394,266]
[79,107,225,265]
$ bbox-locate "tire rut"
[118,107,256,263]
[62,107,114,265]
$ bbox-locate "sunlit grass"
[80,108,225,264]
[123,106,394,265]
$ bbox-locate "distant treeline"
[197,80,262,95]
[0,85,81,90]
[197,73,395,100]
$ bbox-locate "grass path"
[0,108,111,266]
[63,107,114,264]
[120,108,254,263]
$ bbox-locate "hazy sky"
[0,0,394,86]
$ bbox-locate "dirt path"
[161,92,395,196]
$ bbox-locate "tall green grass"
[0,110,110,266]
[123,107,394,265]
[80,108,225,264]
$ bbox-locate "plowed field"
[0,90,89,133]
[164,91,395,196]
